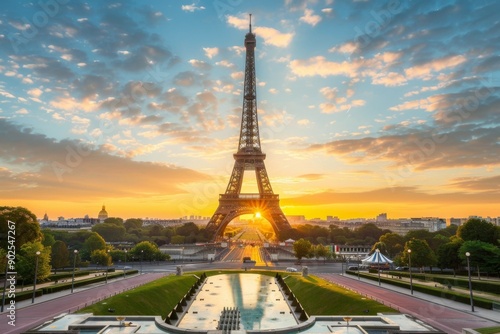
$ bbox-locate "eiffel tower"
[205,15,292,241]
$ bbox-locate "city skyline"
[1,1,499,220]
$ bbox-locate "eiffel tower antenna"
[205,15,291,241]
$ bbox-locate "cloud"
[50,96,99,113]
[297,173,325,181]
[320,87,338,100]
[282,186,500,207]
[290,56,359,77]
[254,27,294,48]
[372,72,407,86]
[189,59,212,71]
[181,3,206,12]
[0,120,209,201]
[405,55,466,80]
[226,15,294,48]
[306,124,500,171]
[27,88,43,97]
[300,9,322,26]
[173,71,203,87]
[203,47,219,59]
[449,175,500,191]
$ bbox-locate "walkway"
[0,273,165,334]
[318,273,499,334]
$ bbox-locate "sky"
[0,0,499,221]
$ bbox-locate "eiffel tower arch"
[205,15,292,241]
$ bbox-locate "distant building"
[286,215,307,224]
[376,213,387,222]
[450,217,468,227]
[98,205,108,221]
[39,214,99,229]
[333,244,372,260]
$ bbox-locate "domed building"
[98,205,108,222]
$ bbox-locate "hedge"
[346,270,494,310]
[385,271,500,294]
[5,270,138,302]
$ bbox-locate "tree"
[92,223,126,242]
[459,240,500,275]
[103,217,124,226]
[42,231,56,247]
[0,206,42,251]
[401,239,437,270]
[176,222,199,236]
[293,238,312,262]
[51,240,69,274]
[130,241,163,262]
[313,244,330,263]
[379,233,405,258]
[371,242,387,255]
[355,223,388,244]
[457,218,498,245]
[16,241,51,283]
[81,232,106,260]
[148,224,164,237]
[171,235,185,244]
[91,249,112,267]
[436,241,463,274]
[124,218,143,231]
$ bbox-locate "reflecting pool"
[178,273,297,331]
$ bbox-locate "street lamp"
[408,249,413,295]
[140,250,144,275]
[376,249,381,286]
[357,255,361,280]
[71,249,78,293]
[123,250,128,278]
[31,251,41,303]
[105,249,110,284]
[465,252,474,312]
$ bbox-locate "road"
[318,273,499,334]
[2,240,497,334]
[220,244,271,266]
[0,273,165,334]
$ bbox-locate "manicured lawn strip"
[11,271,138,302]
[475,327,500,334]
[77,270,395,318]
[77,274,198,318]
[283,274,396,315]
[385,271,500,294]
[347,271,496,309]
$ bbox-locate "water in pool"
[178,273,298,331]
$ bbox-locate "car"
[123,266,132,270]
[286,267,297,272]
[348,266,359,270]
[395,266,409,271]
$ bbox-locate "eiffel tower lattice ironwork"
[205,15,292,241]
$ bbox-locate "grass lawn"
[78,270,396,318]
[77,274,198,318]
[475,327,500,334]
[285,274,397,315]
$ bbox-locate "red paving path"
[0,273,165,334]
[2,272,498,334]
[318,273,499,334]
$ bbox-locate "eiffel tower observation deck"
[205,15,292,241]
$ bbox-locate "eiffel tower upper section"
[205,15,291,240]
[224,15,273,196]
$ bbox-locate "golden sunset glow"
[0,1,498,222]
